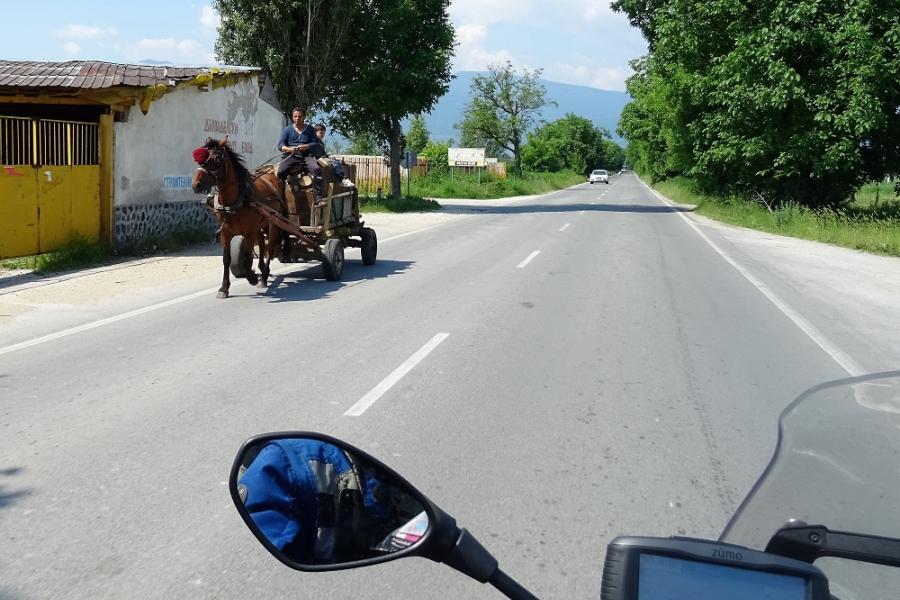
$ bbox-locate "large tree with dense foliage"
[327,0,454,198]
[456,62,554,176]
[613,0,900,206]
[523,114,624,174]
[213,0,356,112]
[215,0,454,199]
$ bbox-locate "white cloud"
[456,23,487,46]
[458,46,515,71]
[453,21,517,72]
[200,5,220,31]
[63,41,82,55]
[130,38,215,65]
[56,24,118,41]
[546,62,629,91]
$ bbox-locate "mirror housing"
[229,432,464,572]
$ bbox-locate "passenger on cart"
[313,123,355,189]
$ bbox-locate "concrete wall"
[112,74,285,247]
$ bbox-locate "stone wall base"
[115,202,216,249]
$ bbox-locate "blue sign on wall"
[163,176,193,189]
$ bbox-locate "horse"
[191,137,284,298]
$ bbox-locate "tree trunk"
[513,137,522,177]
[389,119,403,199]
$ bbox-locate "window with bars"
[0,116,99,166]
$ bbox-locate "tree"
[616,56,693,182]
[406,114,430,154]
[522,114,624,174]
[456,62,554,177]
[420,141,450,176]
[346,130,378,155]
[213,0,357,112]
[456,116,506,159]
[327,0,454,198]
[613,0,900,206]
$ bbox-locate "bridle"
[196,146,248,216]
[196,148,228,186]
[194,145,283,221]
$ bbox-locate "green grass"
[651,177,900,257]
[408,170,585,199]
[1,226,215,274]
[359,194,441,213]
[1,234,113,273]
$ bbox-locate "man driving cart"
[276,107,325,206]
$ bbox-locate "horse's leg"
[267,221,279,268]
[218,228,231,299]
[244,228,259,286]
[256,223,269,289]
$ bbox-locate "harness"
[197,151,283,222]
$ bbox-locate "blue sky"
[0,1,647,91]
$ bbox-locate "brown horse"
[191,138,284,298]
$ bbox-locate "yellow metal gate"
[0,115,101,258]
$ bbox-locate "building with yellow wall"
[0,60,284,258]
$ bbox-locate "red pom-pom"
[192,147,210,164]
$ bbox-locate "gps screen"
[638,553,808,600]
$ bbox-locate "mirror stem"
[489,568,540,600]
[443,528,539,600]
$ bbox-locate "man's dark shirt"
[277,123,321,158]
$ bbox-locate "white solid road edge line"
[641,179,865,377]
[344,333,450,417]
[517,250,541,269]
[0,288,215,356]
[0,223,447,357]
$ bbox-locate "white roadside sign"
[448,147,486,167]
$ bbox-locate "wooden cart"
[248,161,377,281]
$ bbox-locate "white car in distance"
[589,169,609,184]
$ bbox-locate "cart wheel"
[229,235,248,278]
[322,238,344,281]
[361,228,377,266]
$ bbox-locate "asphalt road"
[0,174,886,599]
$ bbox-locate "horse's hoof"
[247,273,259,286]
[217,290,229,299]
[256,280,268,290]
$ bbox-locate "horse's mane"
[206,138,250,188]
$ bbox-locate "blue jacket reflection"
[239,439,356,558]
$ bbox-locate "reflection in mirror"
[235,437,429,566]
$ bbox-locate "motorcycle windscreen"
[720,372,900,600]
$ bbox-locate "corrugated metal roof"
[0,60,259,90]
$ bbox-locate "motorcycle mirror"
[229,432,436,571]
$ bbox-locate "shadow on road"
[246,258,414,303]
[0,466,30,511]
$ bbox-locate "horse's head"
[191,137,230,195]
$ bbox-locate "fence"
[332,155,427,196]
[330,154,507,196]
[418,159,508,179]
[332,155,392,196]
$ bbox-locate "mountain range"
[418,71,631,146]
